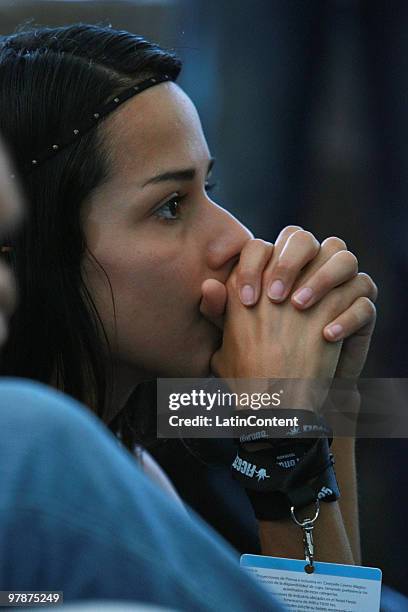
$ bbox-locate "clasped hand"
[200,226,377,381]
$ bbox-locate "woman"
[0,24,377,564]
[0,140,286,610]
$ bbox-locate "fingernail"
[240,284,255,305]
[268,279,285,300]
[293,287,313,306]
[326,324,343,339]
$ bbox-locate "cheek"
[86,250,198,344]
[83,241,218,376]
[109,253,195,314]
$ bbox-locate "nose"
[205,200,253,274]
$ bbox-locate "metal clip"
[290,499,320,573]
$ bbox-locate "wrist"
[231,416,340,520]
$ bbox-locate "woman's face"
[81,82,252,380]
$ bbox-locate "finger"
[273,225,304,254]
[236,238,274,305]
[295,236,348,283]
[337,272,378,306]
[320,236,347,254]
[200,278,227,330]
[323,297,377,342]
[263,230,320,302]
[318,272,378,329]
[292,250,358,309]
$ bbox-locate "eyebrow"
[141,157,215,188]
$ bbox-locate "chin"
[169,344,215,378]
[147,320,222,378]
[176,356,213,378]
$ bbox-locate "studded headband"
[18,73,171,177]
[1,73,171,253]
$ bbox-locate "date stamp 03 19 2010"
[0,592,62,607]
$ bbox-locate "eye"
[154,193,187,222]
[154,181,219,223]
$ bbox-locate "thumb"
[200,278,227,330]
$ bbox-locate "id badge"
[241,554,382,612]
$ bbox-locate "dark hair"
[0,24,181,446]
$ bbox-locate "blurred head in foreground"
[0,139,22,346]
